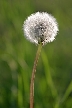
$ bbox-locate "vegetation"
[0,0,72,108]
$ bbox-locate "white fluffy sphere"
[23,12,59,45]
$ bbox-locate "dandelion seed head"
[23,12,59,45]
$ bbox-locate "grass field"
[0,0,72,108]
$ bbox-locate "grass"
[0,0,72,108]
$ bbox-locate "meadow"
[0,0,72,108]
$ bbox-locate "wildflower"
[23,12,58,45]
[23,12,59,108]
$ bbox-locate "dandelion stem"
[30,43,42,108]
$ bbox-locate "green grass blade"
[41,49,58,98]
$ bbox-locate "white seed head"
[23,12,59,45]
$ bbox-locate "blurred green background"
[0,0,72,108]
